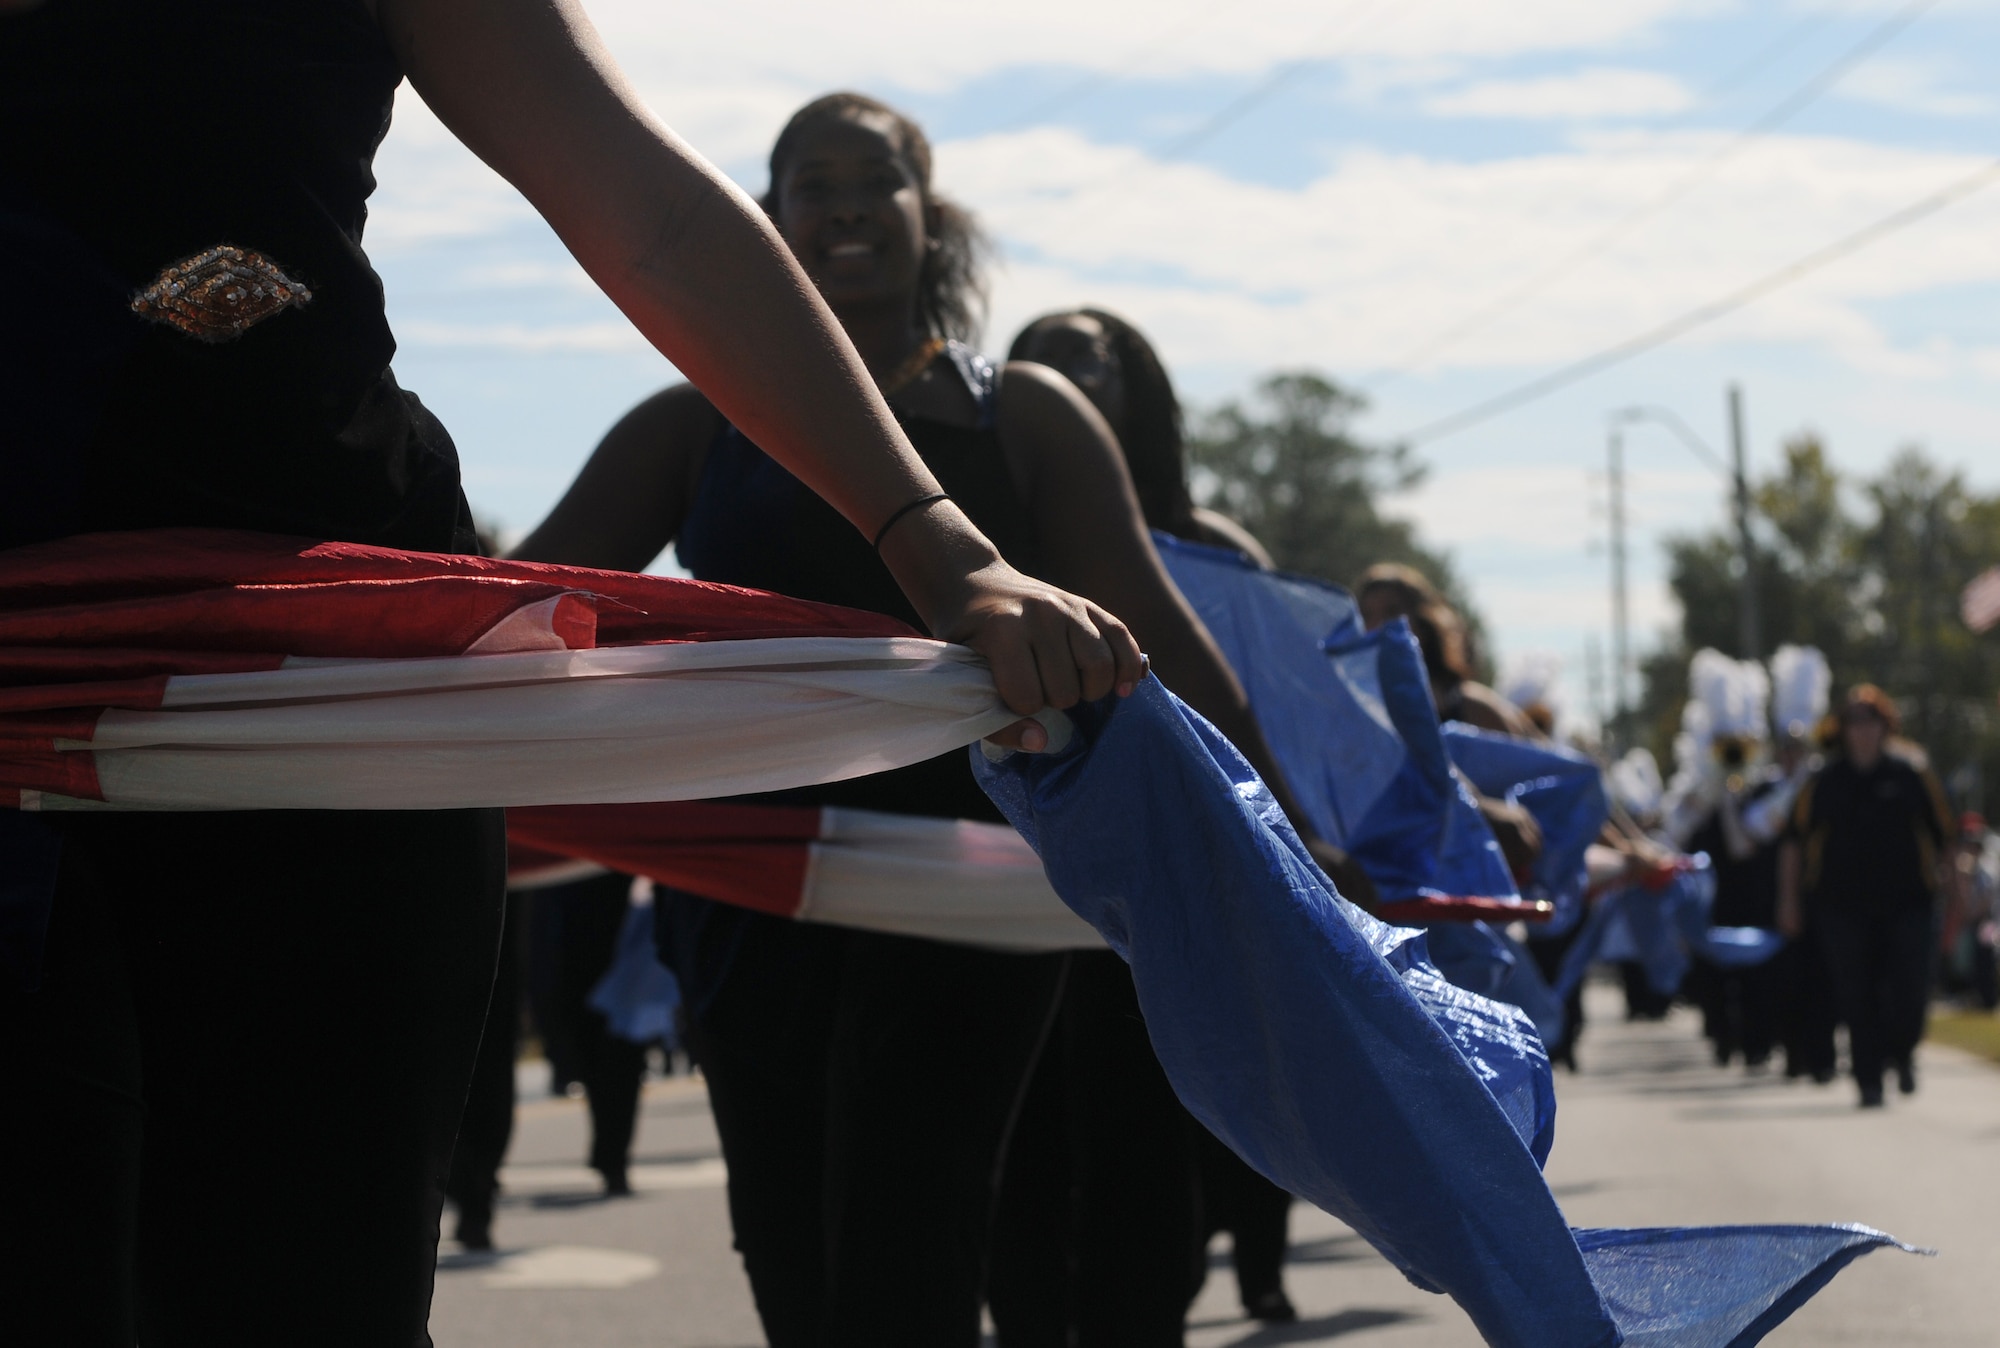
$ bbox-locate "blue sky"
[366,0,2000,733]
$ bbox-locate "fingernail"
[1023,723,1048,752]
[1116,682,1135,698]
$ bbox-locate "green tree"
[1638,437,2000,806]
[1186,372,1479,652]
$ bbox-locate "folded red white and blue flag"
[501,538,1549,952]
[509,800,1097,951]
[0,528,1024,813]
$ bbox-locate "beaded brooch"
[130,245,312,342]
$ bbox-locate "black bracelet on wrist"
[872,492,952,552]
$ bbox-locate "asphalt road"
[429,984,2000,1347]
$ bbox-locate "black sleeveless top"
[0,0,472,554]
[678,343,1039,824]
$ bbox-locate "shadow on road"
[1190,1308,1421,1344]
[1206,1229,1373,1273]
[527,1191,628,1210]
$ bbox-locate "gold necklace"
[876,337,946,399]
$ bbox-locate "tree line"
[1638,435,2000,807]
[1185,372,1489,669]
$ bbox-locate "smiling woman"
[765,92,992,354]
[512,88,1358,1347]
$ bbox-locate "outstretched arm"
[512,384,717,573]
[375,0,1142,721]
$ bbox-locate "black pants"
[1196,1126,1293,1307]
[0,809,504,1348]
[989,950,1201,1348]
[447,889,525,1237]
[1527,927,1585,1068]
[1777,934,1839,1079]
[1817,904,1934,1094]
[1689,957,1779,1065]
[685,912,1065,1348]
[554,875,651,1178]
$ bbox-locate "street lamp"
[1601,387,1762,750]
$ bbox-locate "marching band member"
[0,7,1138,1342]
[517,94,1342,1346]
[1780,686,1955,1108]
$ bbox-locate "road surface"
[429,984,1999,1346]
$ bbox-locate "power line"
[1153,0,1396,162]
[1682,11,1833,114]
[1395,157,2000,446]
[996,3,1237,132]
[1057,0,1394,203]
[1364,0,1942,384]
[1155,59,1319,160]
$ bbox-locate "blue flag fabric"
[1426,919,1569,1048]
[1156,535,1561,1038]
[1575,1224,1923,1348]
[1325,619,1522,905]
[587,899,682,1047]
[1556,860,1787,1003]
[1155,535,1515,906]
[1445,723,1610,935]
[975,680,1914,1347]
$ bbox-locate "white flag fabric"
[23,638,1018,812]
[0,529,1028,812]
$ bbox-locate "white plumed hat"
[1686,648,1770,745]
[1499,650,1564,717]
[1608,747,1665,817]
[1769,645,1831,741]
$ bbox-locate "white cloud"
[585,0,1711,90]
[947,126,2000,381]
[369,97,534,247]
[370,87,2000,401]
[1388,465,1717,550]
[394,320,649,353]
[1837,57,1994,117]
[1424,67,1693,120]
[367,32,2000,426]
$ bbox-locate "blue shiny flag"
[1557,860,1787,1003]
[1427,919,1568,1048]
[1156,534,1514,907]
[1445,723,1610,935]
[587,899,682,1047]
[1575,1225,1923,1348]
[976,682,1915,1347]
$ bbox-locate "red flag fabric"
[508,800,1101,951]
[0,529,1022,811]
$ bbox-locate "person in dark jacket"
[1683,736,1786,1069]
[1779,686,1954,1107]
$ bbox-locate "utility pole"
[1584,632,1605,749]
[1608,427,1630,754]
[1728,384,1760,661]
